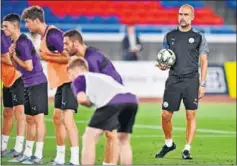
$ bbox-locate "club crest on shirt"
[189,37,195,43]
[163,101,169,108]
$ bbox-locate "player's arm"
[199,34,209,99]
[1,53,13,66]
[40,29,70,64]
[10,42,33,71]
[76,92,93,107]
[1,37,13,66]
[40,50,70,64]
[72,75,92,107]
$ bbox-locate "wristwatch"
[200,81,207,87]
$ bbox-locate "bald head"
[179,4,194,15]
[178,4,194,28]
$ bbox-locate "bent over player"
[1,30,25,158]
[68,57,138,165]
[3,13,48,164]
[21,6,79,165]
[64,29,124,165]
[155,4,209,160]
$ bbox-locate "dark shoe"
[21,155,43,164]
[182,150,193,160]
[155,142,176,158]
[2,149,22,158]
[8,154,30,163]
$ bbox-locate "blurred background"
[1,0,236,98]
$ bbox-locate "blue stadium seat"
[58,16,77,23]
[209,25,236,34]
[1,8,23,17]
[81,25,121,33]
[14,1,29,8]
[160,1,204,8]
[104,16,120,24]
[44,8,60,23]
[136,26,163,34]
[76,16,90,24]
[89,16,104,24]
[226,0,236,10]
[160,1,180,8]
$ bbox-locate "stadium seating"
[26,1,223,25]
[1,0,236,34]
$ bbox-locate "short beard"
[180,23,189,28]
[70,51,77,56]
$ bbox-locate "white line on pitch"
[44,119,236,135]
[134,124,236,135]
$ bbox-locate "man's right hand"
[38,49,46,60]
[9,43,16,58]
[155,64,169,70]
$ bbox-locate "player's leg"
[118,133,132,165]
[103,130,119,165]
[162,110,173,139]
[61,83,79,165]
[103,131,112,165]
[182,110,196,160]
[8,88,36,163]
[52,109,66,164]
[85,105,121,165]
[182,75,199,160]
[32,113,45,163]
[11,115,36,163]
[82,127,104,165]
[15,115,36,164]
[117,103,138,165]
[23,115,36,158]
[1,86,14,157]
[11,78,25,155]
[63,110,79,165]
[52,86,66,164]
[22,82,48,164]
[1,108,14,153]
[155,77,182,158]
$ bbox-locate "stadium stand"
[1,0,236,34]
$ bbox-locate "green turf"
[1,102,236,165]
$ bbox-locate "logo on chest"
[171,38,175,45]
[188,37,195,43]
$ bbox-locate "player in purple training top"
[67,57,138,165]
[1,30,25,159]
[21,6,79,165]
[63,30,123,85]
[63,30,124,165]
[3,13,48,164]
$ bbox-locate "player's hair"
[3,13,21,26]
[67,57,89,71]
[63,30,84,44]
[21,6,45,23]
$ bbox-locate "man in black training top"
[155,4,209,160]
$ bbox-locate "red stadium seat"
[27,0,224,25]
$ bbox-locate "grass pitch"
[1,102,236,165]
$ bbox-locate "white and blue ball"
[156,49,176,67]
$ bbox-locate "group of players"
[1,3,209,165]
[1,5,138,165]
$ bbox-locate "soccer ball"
[156,49,176,67]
